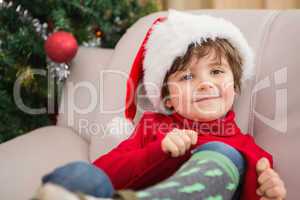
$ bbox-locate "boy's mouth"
[192,94,221,103]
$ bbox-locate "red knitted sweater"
[93,110,273,200]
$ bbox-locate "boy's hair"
[161,38,243,110]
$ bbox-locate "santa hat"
[105,9,255,138]
[124,9,255,126]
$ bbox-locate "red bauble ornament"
[44,31,78,63]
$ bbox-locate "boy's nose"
[196,81,215,92]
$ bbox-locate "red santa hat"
[123,9,255,126]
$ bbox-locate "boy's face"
[165,50,235,122]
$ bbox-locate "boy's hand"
[256,157,287,200]
[161,128,198,157]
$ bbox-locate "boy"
[35,10,286,200]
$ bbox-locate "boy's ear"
[234,90,240,97]
[165,98,173,109]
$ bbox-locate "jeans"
[42,142,245,199]
[42,161,115,198]
[193,141,246,200]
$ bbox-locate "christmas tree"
[0,0,159,143]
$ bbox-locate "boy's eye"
[211,69,224,75]
[181,74,193,81]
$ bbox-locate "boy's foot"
[32,183,112,200]
[33,183,79,200]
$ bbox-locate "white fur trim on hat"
[143,9,255,114]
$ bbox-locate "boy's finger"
[186,130,198,145]
[164,139,180,157]
[259,197,279,200]
[257,177,280,196]
[256,188,263,196]
[170,135,187,155]
[180,134,192,150]
[257,157,271,175]
[258,169,278,185]
[264,186,286,198]
[171,128,182,135]
[172,128,180,132]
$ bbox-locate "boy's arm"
[92,113,169,190]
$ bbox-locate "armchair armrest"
[72,47,114,67]
[0,126,89,200]
[56,47,115,141]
